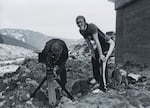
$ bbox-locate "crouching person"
[39,39,68,87]
[38,39,69,105]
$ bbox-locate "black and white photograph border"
[0,0,150,108]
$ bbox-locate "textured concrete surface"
[115,0,150,66]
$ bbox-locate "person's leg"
[91,49,108,91]
[91,57,101,83]
[54,64,67,103]
[102,62,109,89]
[91,49,103,84]
[91,58,107,91]
[58,64,67,87]
[99,60,105,90]
[105,63,108,85]
[101,51,110,90]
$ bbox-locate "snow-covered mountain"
[0,29,78,51]
[0,29,52,51]
[0,34,37,50]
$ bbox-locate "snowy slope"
[0,29,52,51]
[0,43,38,76]
[0,34,37,50]
[0,43,37,61]
[0,28,78,51]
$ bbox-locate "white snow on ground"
[0,65,19,77]
[0,43,37,61]
[0,43,38,76]
[128,73,141,81]
[0,58,25,65]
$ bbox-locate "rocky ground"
[0,41,150,108]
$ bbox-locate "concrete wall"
[107,0,137,9]
[115,0,150,66]
[114,0,136,9]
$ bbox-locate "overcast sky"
[0,0,116,39]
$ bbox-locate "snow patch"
[0,43,37,61]
[128,73,141,81]
[0,58,25,65]
[0,65,19,77]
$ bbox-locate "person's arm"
[105,39,115,61]
[93,33,106,62]
[85,38,95,58]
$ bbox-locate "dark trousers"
[56,64,67,87]
[55,64,67,101]
[91,49,108,89]
[46,62,67,87]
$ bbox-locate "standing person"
[39,38,68,88]
[76,16,115,91]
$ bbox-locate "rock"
[120,69,127,76]
[90,79,96,84]
[57,103,76,108]
[0,100,6,107]
[92,89,103,94]
[146,80,150,85]
[16,89,30,102]
[76,103,91,108]
[59,97,72,104]
[126,97,144,108]
[26,99,33,105]
[128,73,141,81]
[71,79,91,96]
[112,102,136,108]
[25,78,38,87]
[135,93,150,107]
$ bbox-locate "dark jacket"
[38,39,68,65]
